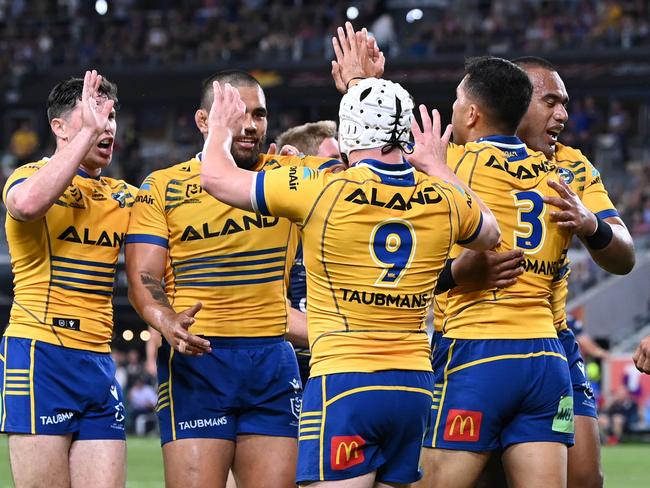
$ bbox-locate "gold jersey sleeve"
[254,160,482,376]
[3,159,136,352]
[442,139,579,339]
[125,154,319,338]
[551,143,619,333]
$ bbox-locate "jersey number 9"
[369,219,416,287]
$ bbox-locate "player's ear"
[467,103,479,129]
[50,117,68,142]
[194,108,208,135]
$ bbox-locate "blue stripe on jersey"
[167,187,182,194]
[175,255,285,274]
[175,275,284,287]
[172,247,286,267]
[176,266,285,279]
[52,283,113,297]
[457,212,483,244]
[5,177,27,194]
[317,159,342,170]
[165,196,183,202]
[51,265,115,278]
[255,172,270,216]
[596,209,619,219]
[125,234,169,248]
[51,275,113,288]
[51,256,116,269]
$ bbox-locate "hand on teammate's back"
[452,249,525,291]
[544,178,598,236]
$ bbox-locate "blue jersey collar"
[475,135,529,161]
[353,158,415,187]
[76,168,101,180]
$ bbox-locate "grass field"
[0,435,648,487]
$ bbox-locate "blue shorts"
[297,370,434,484]
[558,329,597,418]
[424,337,573,451]
[0,337,125,440]
[156,336,302,445]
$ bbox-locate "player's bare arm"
[6,70,114,221]
[126,242,211,356]
[633,335,650,374]
[200,81,256,211]
[331,22,385,94]
[285,305,309,348]
[452,249,525,290]
[409,104,501,250]
[544,178,635,274]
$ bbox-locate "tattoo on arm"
[140,273,173,310]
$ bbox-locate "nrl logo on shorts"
[290,396,302,419]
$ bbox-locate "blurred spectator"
[128,375,158,436]
[9,119,39,166]
[598,386,640,445]
[606,99,631,163]
[125,349,144,389]
[112,350,128,392]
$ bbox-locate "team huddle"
[0,22,638,488]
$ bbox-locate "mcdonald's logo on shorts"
[443,409,482,442]
[330,435,366,470]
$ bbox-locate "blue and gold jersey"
[2,159,136,352]
[442,136,592,339]
[126,153,334,338]
[552,143,618,332]
[252,159,483,376]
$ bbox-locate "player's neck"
[348,148,403,166]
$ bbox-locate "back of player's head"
[338,77,414,161]
[200,70,261,110]
[511,56,557,73]
[47,76,118,121]
[463,56,532,134]
[276,120,337,156]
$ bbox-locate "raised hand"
[408,104,453,178]
[81,70,114,135]
[633,335,650,374]
[159,302,212,356]
[544,178,597,236]
[207,81,246,138]
[331,22,385,93]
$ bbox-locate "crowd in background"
[0,0,649,76]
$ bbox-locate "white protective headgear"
[338,77,414,161]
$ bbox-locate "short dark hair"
[463,56,532,134]
[47,76,118,121]
[511,56,557,72]
[200,70,261,110]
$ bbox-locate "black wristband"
[435,258,457,294]
[346,77,365,91]
[584,215,613,250]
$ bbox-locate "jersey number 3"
[512,190,546,253]
[369,219,416,287]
